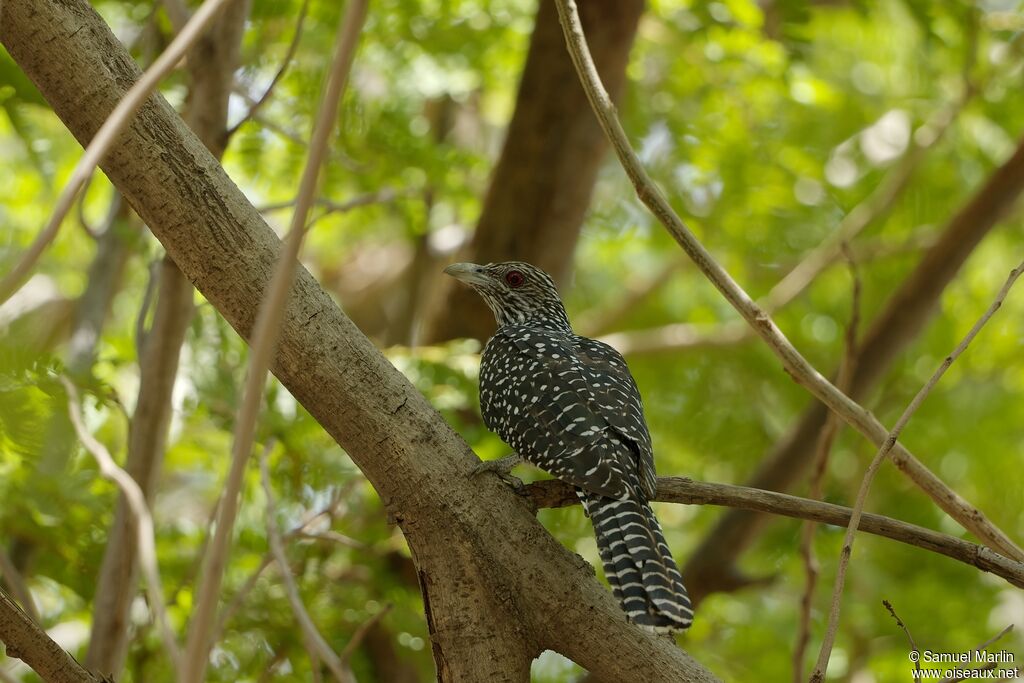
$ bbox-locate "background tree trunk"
[421,0,644,343]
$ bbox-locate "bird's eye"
[505,270,525,288]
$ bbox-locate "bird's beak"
[443,262,491,287]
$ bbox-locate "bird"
[444,260,693,633]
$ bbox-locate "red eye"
[505,270,525,288]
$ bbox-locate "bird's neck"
[497,312,573,335]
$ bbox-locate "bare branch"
[212,498,346,643]
[257,188,411,223]
[553,0,1024,563]
[60,377,181,669]
[524,477,1024,591]
[810,259,1024,681]
[260,447,352,683]
[225,0,310,140]
[180,3,368,680]
[794,251,860,682]
[0,0,237,305]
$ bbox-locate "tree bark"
[421,0,644,343]
[0,2,718,681]
[0,591,103,683]
[683,133,1024,602]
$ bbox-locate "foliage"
[1,0,1023,680]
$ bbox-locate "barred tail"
[581,491,693,633]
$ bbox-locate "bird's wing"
[573,336,657,499]
[481,326,648,499]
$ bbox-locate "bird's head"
[444,261,571,331]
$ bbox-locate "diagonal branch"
[225,0,310,140]
[1,3,720,679]
[0,0,237,305]
[810,259,1024,681]
[553,0,1024,564]
[0,588,103,683]
[260,447,352,683]
[179,2,368,681]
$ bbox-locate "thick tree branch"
[0,589,103,683]
[1,3,719,680]
[524,478,1024,590]
[554,0,1023,569]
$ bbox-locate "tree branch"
[0,0,236,305]
[86,0,250,671]
[61,377,181,668]
[180,3,367,681]
[524,478,1024,590]
[553,0,1024,564]
[684,128,1024,601]
[225,0,310,140]
[0,589,103,683]
[810,259,1024,681]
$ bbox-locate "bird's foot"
[471,453,524,491]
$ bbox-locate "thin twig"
[338,604,393,664]
[211,497,346,642]
[260,447,352,683]
[0,0,236,305]
[597,228,937,355]
[810,259,1024,682]
[179,3,368,680]
[257,188,410,221]
[553,0,1024,563]
[937,626,1011,683]
[882,600,921,683]
[524,477,1024,590]
[794,249,860,682]
[60,377,182,670]
[225,0,310,140]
